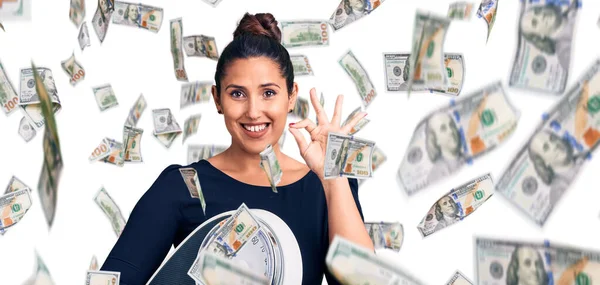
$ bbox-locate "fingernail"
[289,123,295,127]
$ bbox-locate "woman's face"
[127,5,138,22]
[520,6,559,37]
[214,57,297,155]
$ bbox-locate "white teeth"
[244,124,267,132]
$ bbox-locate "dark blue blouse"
[101,159,363,285]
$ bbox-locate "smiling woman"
[100,12,373,285]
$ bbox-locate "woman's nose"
[245,97,262,119]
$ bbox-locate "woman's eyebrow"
[225,84,246,90]
[259,83,281,89]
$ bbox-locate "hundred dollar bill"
[170,18,188,81]
[85,270,120,285]
[112,1,163,32]
[181,81,212,109]
[69,0,85,27]
[100,138,125,166]
[417,173,493,237]
[407,11,450,95]
[365,222,403,252]
[124,93,146,127]
[329,0,385,31]
[19,67,61,129]
[23,251,54,285]
[0,188,32,231]
[183,35,219,60]
[205,203,261,257]
[92,84,118,111]
[326,235,426,285]
[89,255,98,270]
[397,81,519,195]
[280,20,329,48]
[0,60,19,115]
[339,50,377,108]
[477,0,499,42]
[19,116,36,142]
[358,146,386,186]
[291,97,309,119]
[383,53,421,92]
[33,64,63,229]
[188,144,227,164]
[1,175,30,236]
[78,21,91,51]
[60,53,86,86]
[188,251,269,285]
[89,137,114,161]
[183,114,201,144]
[291,54,314,76]
[448,2,474,20]
[94,187,126,237]
[92,3,112,43]
[123,125,143,162]
[179,167,206,215]
[259,144,282,193]
[430,53,465,96]
[0,0,32,21]
[508,0,578,94]
[325,132,375,179]
[497,59,600,225]
[445,271,472,285]
[342,106,369,135]
[154,132,180,148]
[153,108,182,135]
[201,0,224,7]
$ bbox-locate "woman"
[100,12,373,285]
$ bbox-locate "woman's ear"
[212,85,222,114]
[288,82,299,112]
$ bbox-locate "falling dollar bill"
[188,144,227,164]
[358,146,386,186]
[291,54,314,76]
[0,188,32,231]
[100,138,125,166]
[259,144,282,193]
[477,0,499,42]
[69,0,85,27]
[508,0,578,94]
[153,108,182,134]
[475,237,600,285]
[92,2,112,43]
[417,173,493,237]
[179,167,206,215]
[0,0,32,21]
[326,235,426,285]
[0,60,19,115]
[342,106,370,135]
[325,132,375,179]
[205,203,261,257]
[124,93,146,127]
[183,35,219,60]
[19,116,36,142]
[448,2,474,20]
[497,59,600,225]
[291,97,309,119]
[280,20,329,48]
[89,137,115,162]
[89,255,99,271]
[430,53,465,96]
[188,251,269,285]
[123,125,143,162]
[94,187,126,237]
[19,67,61,129]
[339,50,377,108]
[181,81,212,109]
[154,132,180,148]
[170,18,188,81]
[183,114,202,144]
[78,21,91,51]
[397,81,519,195]
[112,1,163,32]
[445,271,472,285]
[365,222,403,252]
[23,251,54,285]
[407,11,451,95]
[329,0,385,31]
[2,176,32,234]
[60,53,86,86]
[85,270,120,285]
[92,84,118,111]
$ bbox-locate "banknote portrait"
[332,138,350,175]
[425,112,464,177]
[434,196,460,230]
[124,4,140,25]
[506,246,549,285]
[368,224,385,248]
[40,69,57,96]
[194,37,205,55]
[519,0,578,70]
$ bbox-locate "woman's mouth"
[241,123,271,138]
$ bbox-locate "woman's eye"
[231,91,244,98]
[264,90,276,97]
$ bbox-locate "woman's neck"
[221,142,285,173]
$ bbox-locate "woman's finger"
[290,118,317,133]
[288,128,309,157]
[309,88,329,125]
[340,112,367,134]
[330,94,344,127]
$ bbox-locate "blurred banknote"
[329,0,385,31]
[2,175,32,235]
[181,81,212,109]
[291,97,309,119]
[397,81,519,195]
[89,255,98,270]
[280,20,329,48]
[475,237,600,285]
[407,11,450,94]
[170,18,189,81]
[0,0,32,21]
[365,222,403,252]
[339,50,377,108]
[291,55,314,76]
[123,125,143,162]
[19,67,61,129]
[0,60,19,115]
[431,54,465,96]
[182,114,202,144]
[508,0,579,94]
[92,84,118,111]
[448,2,474,20]
[179,167,206,215]
[0,188,32,232]
[183,35,219,60]
[342,106,370,135]
[205,203,261,257]
[325,132,375,179]
[78,22,91,51]
[69,0,85,27]
[60,53,86,86]
[497,59,600,225]
[326,235,425,285]
[124,93,146,127]
[188,144,227,164]
[445,271,472,285]
[417,173,493,237]
[89,137,117,162]
[358,145,387,186]
[477,0,499,42]
[94,187,126,237]
[19,116,36,142]
[153,108,182,148]
[112,1,163,32]
[188,252,269,285]
[259,144,282,193]
[86,270,120,285]
[92,2,113,43]
[100,138,125,166]
[23,251,54,285]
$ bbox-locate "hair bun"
[233,13,281,43]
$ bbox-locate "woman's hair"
[214,13,294,99]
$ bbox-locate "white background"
[1,0,599,284]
